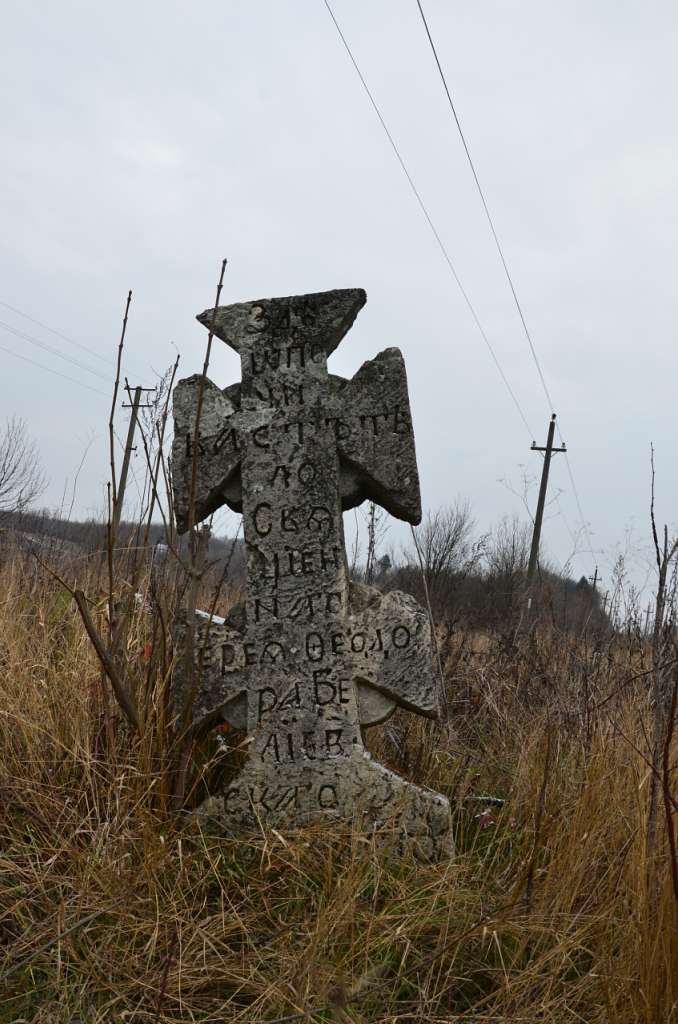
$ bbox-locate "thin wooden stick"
[187,260,227,537]
[108,290,132,518]
[661,662,678,912]
[74,590,140,732]
[173,259,227,806]
[142,355,180,549]
[409,523,448,717]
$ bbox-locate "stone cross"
[172,288,452,858]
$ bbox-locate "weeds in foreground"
[0,546,677,1022]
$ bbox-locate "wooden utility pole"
[527,414,566,588]
[583,565,603,633]
[111,383,154,540]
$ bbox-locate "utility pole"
[527,414,567,591]
[584,566,603,634]
[111,382,155,540]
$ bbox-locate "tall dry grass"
[0,542,676,1023]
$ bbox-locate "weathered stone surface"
[173,289,452,858]
[174,581,437,732]
[172,377,242,529]
[172,293,421,530]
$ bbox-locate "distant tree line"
[369,502,609,636]
[3,498,608,636]
[1,509,246,578]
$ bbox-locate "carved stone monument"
[173,288,452,858]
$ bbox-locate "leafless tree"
[415,502,475,581]
[408,501,480,617]
[486,515,531,579]
[483,515,531,624]
[0,417,46,519]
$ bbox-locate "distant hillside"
[0,509,246,576]
[2,509,611,635]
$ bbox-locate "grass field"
[1,546,677,1023]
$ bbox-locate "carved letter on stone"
[172,288,452,859]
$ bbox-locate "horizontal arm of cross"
[172,346,423,533]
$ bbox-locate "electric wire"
[323,0,593,564]
[562,453,594,558]
[554,494,579,554]
[323,0,584,560]
[0,299,112,366]
[414,0,556,413]
[322,0,535,442]
[0,341,109,397]
[413,0,596,560]
[0,319,112,383]
[0,298,151,382]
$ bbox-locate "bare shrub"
[390,500,481,622]
[0,415,45,518]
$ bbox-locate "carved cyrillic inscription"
[172,288,452,859]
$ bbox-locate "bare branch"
[0,416,46,517]
[73,589,141,732]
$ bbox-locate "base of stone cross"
[179,581,454,861]
[196,759,453,861]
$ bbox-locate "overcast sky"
[2,0,677,591]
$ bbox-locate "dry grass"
[1,548,677,1023]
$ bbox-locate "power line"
[414,0,556,413]
[0,298,151,383]
[322,0,535,441]
[323,0,596,565]
[0,299,113,366]
[562,451,595,558]
[413,0,596,560]
[0,341,109,397]
[0,319,112,383]
[553,493,579,554]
